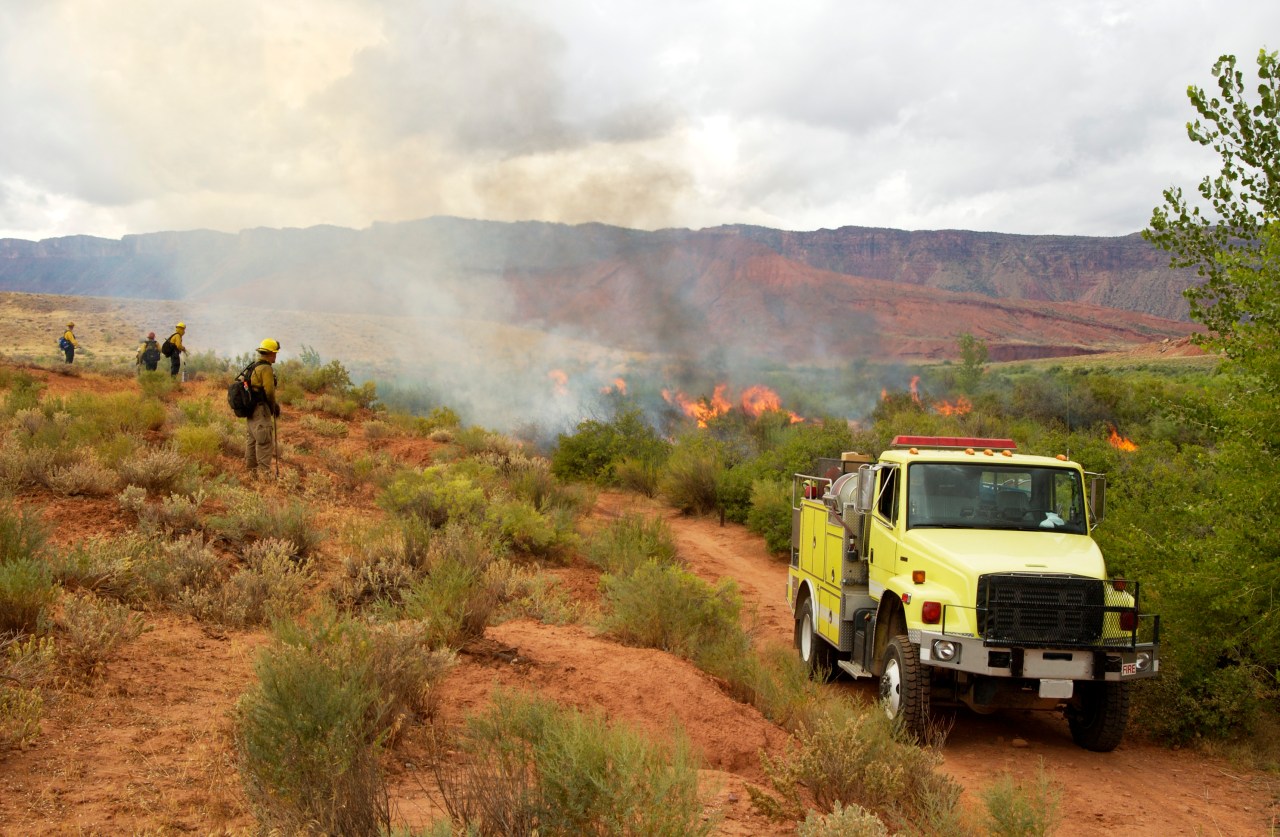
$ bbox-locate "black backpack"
[141,340,161,363]
[161,334,177,357]
[227,361,265,418]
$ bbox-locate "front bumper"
[916,629,1160,681]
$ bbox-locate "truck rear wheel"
[880,634,930,740]
[1067,681,1130,752]
[795,596,832,681]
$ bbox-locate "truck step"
[838,660,874,680]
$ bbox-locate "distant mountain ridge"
[0,217,1198,362]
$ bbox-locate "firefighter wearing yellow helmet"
[60,321,78,363]
[164,322,188,378]
[245,338,282,479]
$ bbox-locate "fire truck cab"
[786,436,1160,751]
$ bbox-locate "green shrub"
[301,414,350,437]
[615,455,661,496]
[47,451,120,496]
[484,499,575,558]
[1,634,57,750]
[378,467,486,528]
[0,441,56,489]
[659,434,723,515]
[350,380,379,410]
[362,419,394,440]
[586,513,678,576]
[551,408,670,484]
[136,370,179,399]
[179,539,313,628]
[331,518,433,613]
[1,371,43,416]
[300,412,350,440]
[361,621,456,736]
[395,551,498,649]
[436,689,711,837]
[315,394,360,419]
[204,490,323,556]
[0,504,46,564]
[176,396,222,426]
[0,684,43,752]
[979,761,1062,837]
[59,591,147,677]
[118,446,191,493]
[599,560,746,665]
[1,635,57,688]
[63,390,168,437]
[485,559,584,626]
[235,613,391,836]
[173,424,224,465]
[746,477,793,555]
[0,558,57,635]
[183,349,231,377]
[279,355,353,395]
[754,705,963,834]
[797,801,890,837]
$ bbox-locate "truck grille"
[977,573,1104,647]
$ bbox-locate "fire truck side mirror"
[1088,474,1106,529]
[854,465,877,514]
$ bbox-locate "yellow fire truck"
[787,435,1160,751]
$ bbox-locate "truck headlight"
[932,640,960,663]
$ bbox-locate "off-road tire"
[1067,680,1131,752]
[795,596,833,681]
[880,634,930,741]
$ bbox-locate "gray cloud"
[0,0,1277,240]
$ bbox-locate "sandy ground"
[0,366,1275,835]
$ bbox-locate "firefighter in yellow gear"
[246,338,281,478]
[166,322,187,377]
[61,322,78,363]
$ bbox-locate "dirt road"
[594,490,1278,836]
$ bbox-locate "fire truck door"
[866,465,900,592]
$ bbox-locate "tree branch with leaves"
[1145,48,1280,341]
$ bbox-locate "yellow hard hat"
[257,338,281,353]
[66,321,74,328]
[176,322,186,330]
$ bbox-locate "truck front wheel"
[796,597,832,681]
[1067,681,1131,752]
[880,634,930,741]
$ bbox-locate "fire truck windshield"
[906,463,1087,534]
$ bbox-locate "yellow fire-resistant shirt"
[249,357,277,408]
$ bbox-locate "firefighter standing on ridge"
[60,322,78,363]
[245,339,281,480]
[165,322,188,378]
[136,332,161,371]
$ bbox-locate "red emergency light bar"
[890,435,1017,450]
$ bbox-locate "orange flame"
[662,384,732,428]
[601,377,627,395]
[1108,425,1138,452]
[933,396,973,417]
[909,376,921,404]
[740,384,804,422]
[548,369,569,397]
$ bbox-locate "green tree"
[1145,49,1280,340]
[955,332,989,394]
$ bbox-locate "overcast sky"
[0,1,1276,242]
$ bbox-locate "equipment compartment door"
[818,526,844,642]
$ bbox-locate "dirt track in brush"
[0,365,1275,835]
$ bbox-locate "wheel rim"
[800,611,814,662]
[880,657,902,717]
